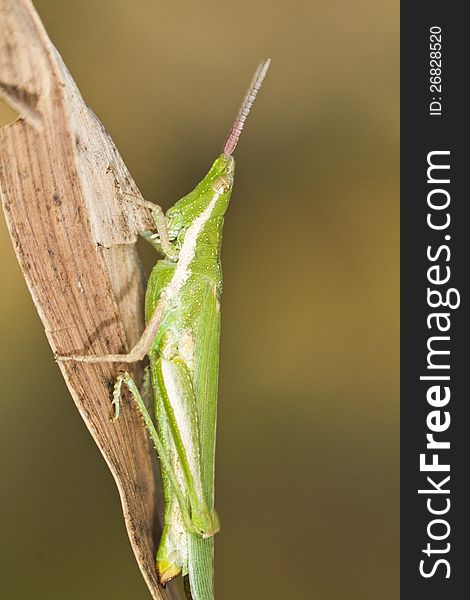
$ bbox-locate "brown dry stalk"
[0,1,179,598]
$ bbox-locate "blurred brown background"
[0,1,398,598]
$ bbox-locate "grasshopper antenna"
[223,58,271,155]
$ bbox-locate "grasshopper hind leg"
[111,372,197,534]
[114,371,189,583]
[111,367,153,421]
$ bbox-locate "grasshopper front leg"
[110,165,178,259]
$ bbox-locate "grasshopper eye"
[211,174,234,194]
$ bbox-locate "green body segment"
[145,154,235,598]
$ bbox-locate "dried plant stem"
[0,1,179,598]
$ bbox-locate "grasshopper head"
[166,153,235,230]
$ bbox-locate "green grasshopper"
[58,59,270,599]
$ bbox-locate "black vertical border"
[401,4,469,598]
